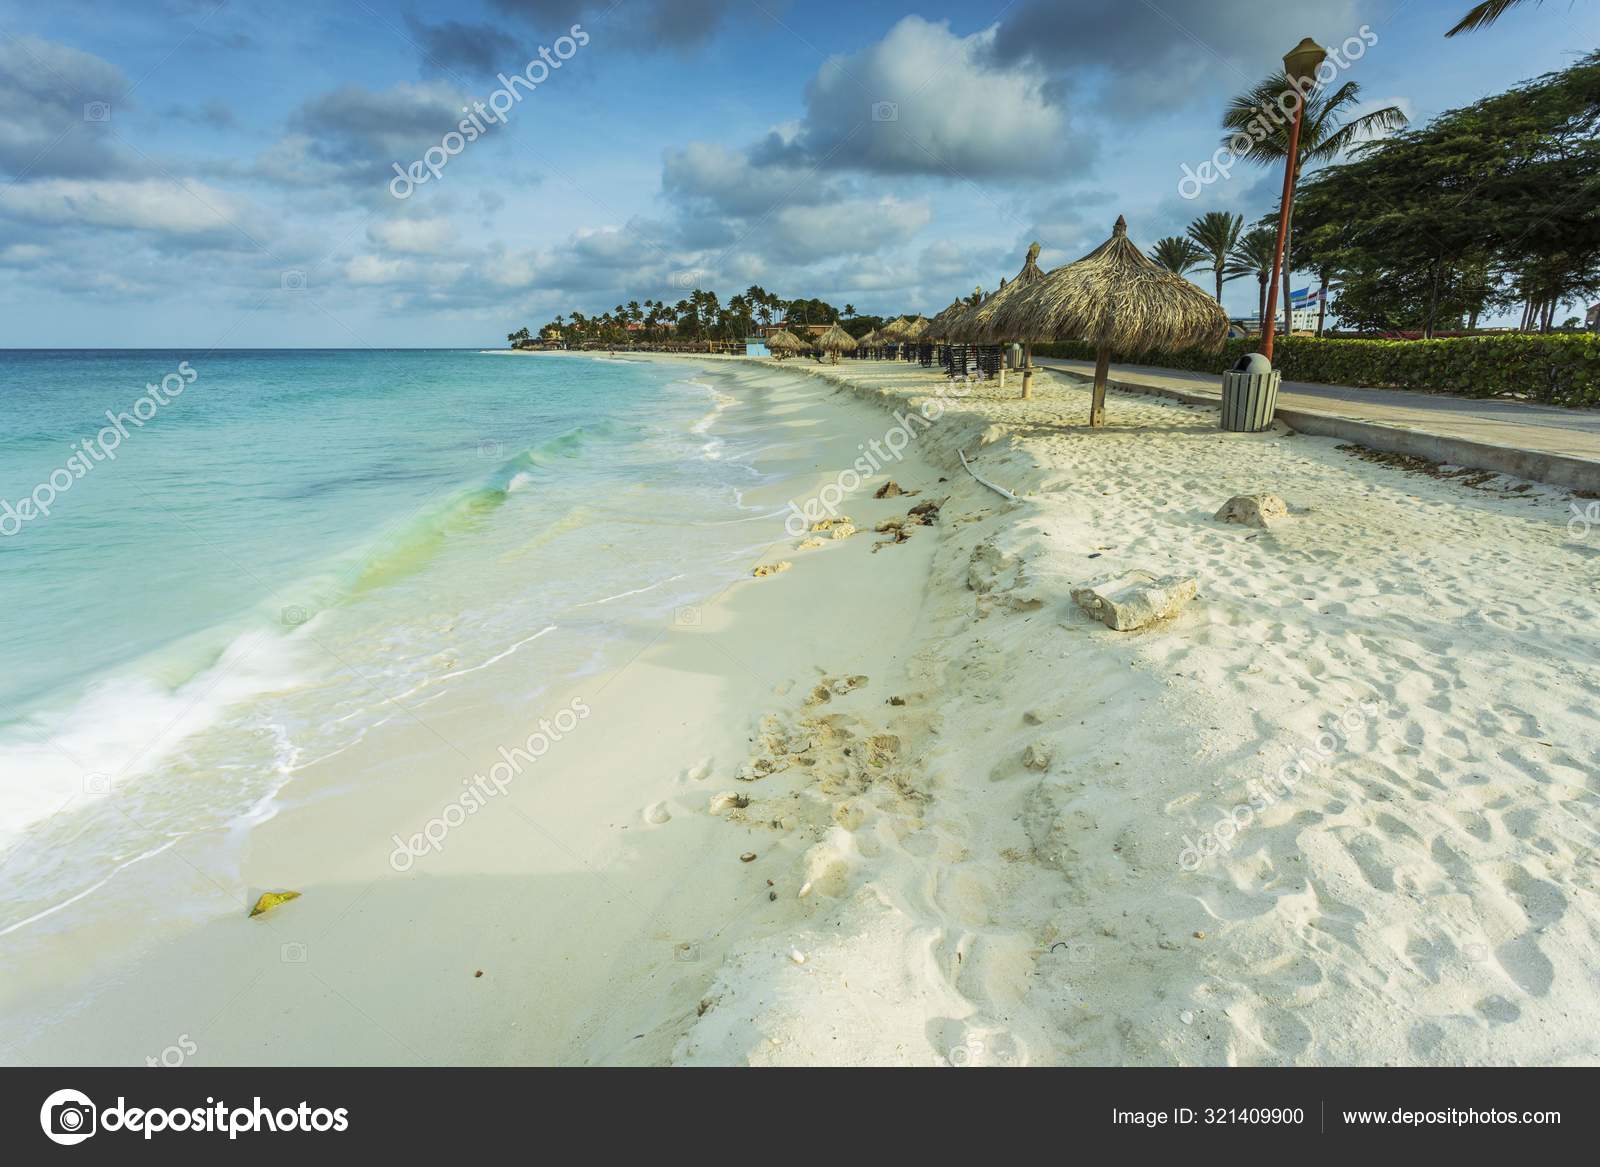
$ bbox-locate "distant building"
[1586,304,1600,331]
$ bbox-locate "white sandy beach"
[5,352,1598,1066]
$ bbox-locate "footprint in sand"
[683,759,712,783]
[643,801,672,825]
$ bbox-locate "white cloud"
[768,196,932,261]
[368,217,457,254]
[788,16,1076,177]
[343,254,417,284]
[0,178,262,241]
[0,243,47,265]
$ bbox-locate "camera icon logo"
[280,605,309,627]
[280,270,307,291]
[281,941,308,963]
[670,269,701,290]
[83,101,111,123]
[871,101,898,122]
[477,439,504,460]
[40,1088,97,1145]
[83,772,112,795]
[673,606,701,627]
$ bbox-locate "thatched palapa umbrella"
[925,299,970,342]
[764,328,803,359]
[878,317,912,343]
[963,242,1048,397]
[816,322,857,363]
[901,315,931,340]
[994,216,1227,426]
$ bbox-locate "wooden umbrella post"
[1089,346,1109,427]
[1021,342,1033,399]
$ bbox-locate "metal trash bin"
[1220,351,1280,432]
[1006,343,1023,370]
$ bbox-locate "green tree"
[1186,211,1246,302]
[1149,235,1207,276]
[1221,75,1407,334]
[1224,227,1278,330]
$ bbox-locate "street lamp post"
[1259,37,1326,364]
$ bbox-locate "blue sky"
[0,0,1588,346]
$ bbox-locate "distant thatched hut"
[901,315,931,340]
[816,322,858,363]
[878,317,912,343]
[925,299,967,341]
[993,216,1227,425]
[962,243,1049,396]
[765,328,803,359]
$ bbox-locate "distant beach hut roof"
[994,216,1228,353]
[765,328,804,351]
[962,242,1049,344]
[856,328,883,346]
[878,317,913,341]
[816,322,858,352]
[901,315,931,339]
[926,299,970,340]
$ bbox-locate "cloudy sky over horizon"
[0,0,1589,347]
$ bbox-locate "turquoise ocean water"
[0,350,777,932]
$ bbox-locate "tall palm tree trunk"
[1316,272,1329,337]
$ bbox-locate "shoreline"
[6,351,1598,1066]
[0,356,961,1065]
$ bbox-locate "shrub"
[1029,333,1600,407]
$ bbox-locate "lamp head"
[1283,37,1327,87]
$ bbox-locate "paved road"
[1037,358,1600,485]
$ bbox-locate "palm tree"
[1223,227,1278,331]
[1149,236,1207,277]
[1187,211,1245,302]
[842,304,856,319]
[1446,0,1552,36]
[1222,76,1407,336]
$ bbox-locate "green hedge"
[1029,334,1600,407]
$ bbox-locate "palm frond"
[1446,0,1541,36]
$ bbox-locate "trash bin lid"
[1232,351,1273,374]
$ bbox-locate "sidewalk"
[1037,358,1600,493]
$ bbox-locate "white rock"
[1023,741,1052,771]
[1071,571,1198,632]
[1214,493,1288,528]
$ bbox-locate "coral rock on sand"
[907,500,940,522]
[1214,493,1288,528]
[828,523,857,540]
[796,537,826,550]
[874,481,904,498]
[1022,741,1052,771]
[810,517,852,531]
[752,561,792,577]
[1071,571,1198,631]
[709,792,749,814]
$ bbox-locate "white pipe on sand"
[959,448,1019,503]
